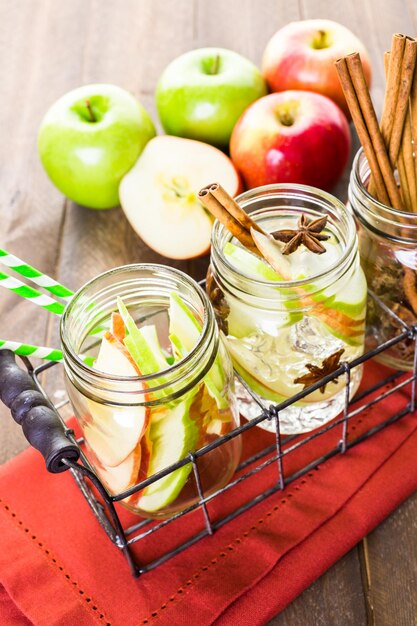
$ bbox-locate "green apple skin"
[156,48,268,147]
[38,84,156,209]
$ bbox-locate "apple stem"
[312,29,329,50]
[85,99,96,122]
[210,54,221,75]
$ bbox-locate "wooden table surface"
[1,1,417,624]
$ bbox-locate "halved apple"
[119,135,241,259]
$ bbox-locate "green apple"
[38,84,156,209]
[156,48,267,147]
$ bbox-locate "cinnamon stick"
[398,111,416,211]
[381,35,406,145]
[388,37,417,167]
[410,68,417,208]
[368,39,405,197]
[198,186,258,252]
[398,153,412,211]
[403,268,417,315]
[345,52,403,210]
[335,57,390,206]
[207,183,266,235]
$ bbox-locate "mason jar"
[60,264,240,519]
[208,184,367,435]
[349,148,417,370]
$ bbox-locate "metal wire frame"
[25,291,417,578]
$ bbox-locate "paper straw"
[0,271,65,315]
[0,340,95,366]
[0,249,74,301]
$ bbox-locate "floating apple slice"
[250,228,365,345]
[111,311,126,342]
[137,393,199,513]
[223,241,303,335]
[85,333,149,467]
[169,292,227,408]
[98,444,142,495]
[224,241,283,281]
[119,135,241,259]
[117,298,168,375]
[250,228,293,278]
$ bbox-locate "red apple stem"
[85,99,96,122]
[312,29,329,50]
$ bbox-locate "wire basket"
[1,290,416,578]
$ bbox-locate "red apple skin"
[261,19,372,119]
[230,91,351,191]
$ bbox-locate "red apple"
[230,91,351,190]
[261,19,371,118]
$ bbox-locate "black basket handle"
[0,350,80,473]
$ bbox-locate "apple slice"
[98,444,142,495]
[223,241,303,335]
[85,333,149,467]
[137,393,199,513]
[250,228,293,278]
[224,240,284,281]
[111,311,126,342]
[250,229,365,345]
[169,292,227,408]
[119,135,241,260]
[117,298,168,374]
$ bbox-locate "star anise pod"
[294,348,345,394]
[272,213,330,255]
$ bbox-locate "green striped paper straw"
[0,271,65,315]
[0,248,74,301]
[0,340,95,366]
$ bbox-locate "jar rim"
[211,183,357,290]
[352,148,417,225]
[60,263,214,387]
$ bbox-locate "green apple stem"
[85,99,96,122]
[209,54,221,75]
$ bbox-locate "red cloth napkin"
[0,362,417,626]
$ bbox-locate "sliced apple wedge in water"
[250,228,365,345]
[169,292,227,408]
[119,135,241,260]
[85,333,148,467]
[98,444,142,495]
[224,241,283,281]
[250,228,293,278]
[137,393,199,513]
[223,241,303,335]
[117,298,168,373]
[110,311,126,342]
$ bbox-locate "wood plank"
[366,496,417,625]
[0,0,92,461]
[269,548,367,625]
